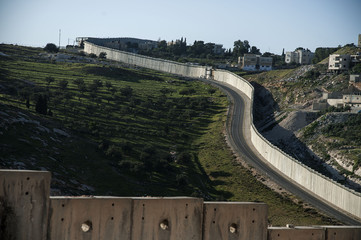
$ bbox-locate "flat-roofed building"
[328,54,351,71]
[259,57,273,71]
[239,54,272,71]
[285,49,314,64]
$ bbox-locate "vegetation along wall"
[84,41,361,220]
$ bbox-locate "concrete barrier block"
[48,196,132,240]
[323,226,361,240]
[203,202,268,240]
[131,197,203,240]
[268,227,325,240]
[0,170,51,240]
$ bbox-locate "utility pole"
[58,29,61,49]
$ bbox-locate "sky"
[0,0,360,54]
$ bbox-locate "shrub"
[105,145,122,159]
[99,52,107,59]
[89,53,97,58]
[44,43,59,53]
[176,152,192,164]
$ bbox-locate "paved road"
[204,79,361,225]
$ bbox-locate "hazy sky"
[0,0,360,54]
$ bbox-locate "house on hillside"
[328,53,361,72]
[285,49,314,64]
[239,54,272,71]
[314,86,361,112]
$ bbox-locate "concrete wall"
[131,197,203,240]
[203,202,267,240]
[83,42,361,220]
[0,170,51,240]
[48,197,132,240]
[268,226,361,240]
[1,170,361,239]
[84,41,207,79]
[268,227,325,240]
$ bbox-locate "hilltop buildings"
[285,49,314,64]
[239,54,273,71]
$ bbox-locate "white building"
[328,54,351,71]
[285,49,314,64]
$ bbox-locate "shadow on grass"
[82,66,164,83]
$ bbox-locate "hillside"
[243,46,361,191]
[0,44,340,225]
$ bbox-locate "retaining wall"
[83,41,361,220]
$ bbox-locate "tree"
[58,80,68,90]
[80,39,84,49]
[99,52,107,59]
[44,43,59,53]
[120,86,133,97]
[45,76,55,88]
[73,78,84,87]
[250,46,261,55]
[35,95,48,115]
[105,81,113,91]
[233,40,250,57]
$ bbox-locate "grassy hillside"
[0,44,339,225]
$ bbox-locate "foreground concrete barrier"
[48,197,132,240]
[203,202,268,240]
[323,226,361,240]
[83,41,361,220]
[268,227,325,240]
[1,170,361,239]
[0,170,51,240]
[131,197,203,240]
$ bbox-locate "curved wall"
[84,41,361,220]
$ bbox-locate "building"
[285,49,314,64]
[328,54,351,71]
[328,53,361,71]
[315,87,361,111]
[212,44,225,55]
[239,54,272,71]
[350,74,361,83]
[343,92,361,108]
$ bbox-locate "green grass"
[0,44,340,225]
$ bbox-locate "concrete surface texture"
[83,41,361,220]
[268,227,325,240]
[203,202,267,240]
[48,197,132,240]
[131,197,203,240]
[1,170,361,239]
[0,170,51,240]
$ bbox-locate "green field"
[0,44,339,225]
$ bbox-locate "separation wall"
[83,41,361,220]
[84,41,207,79]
